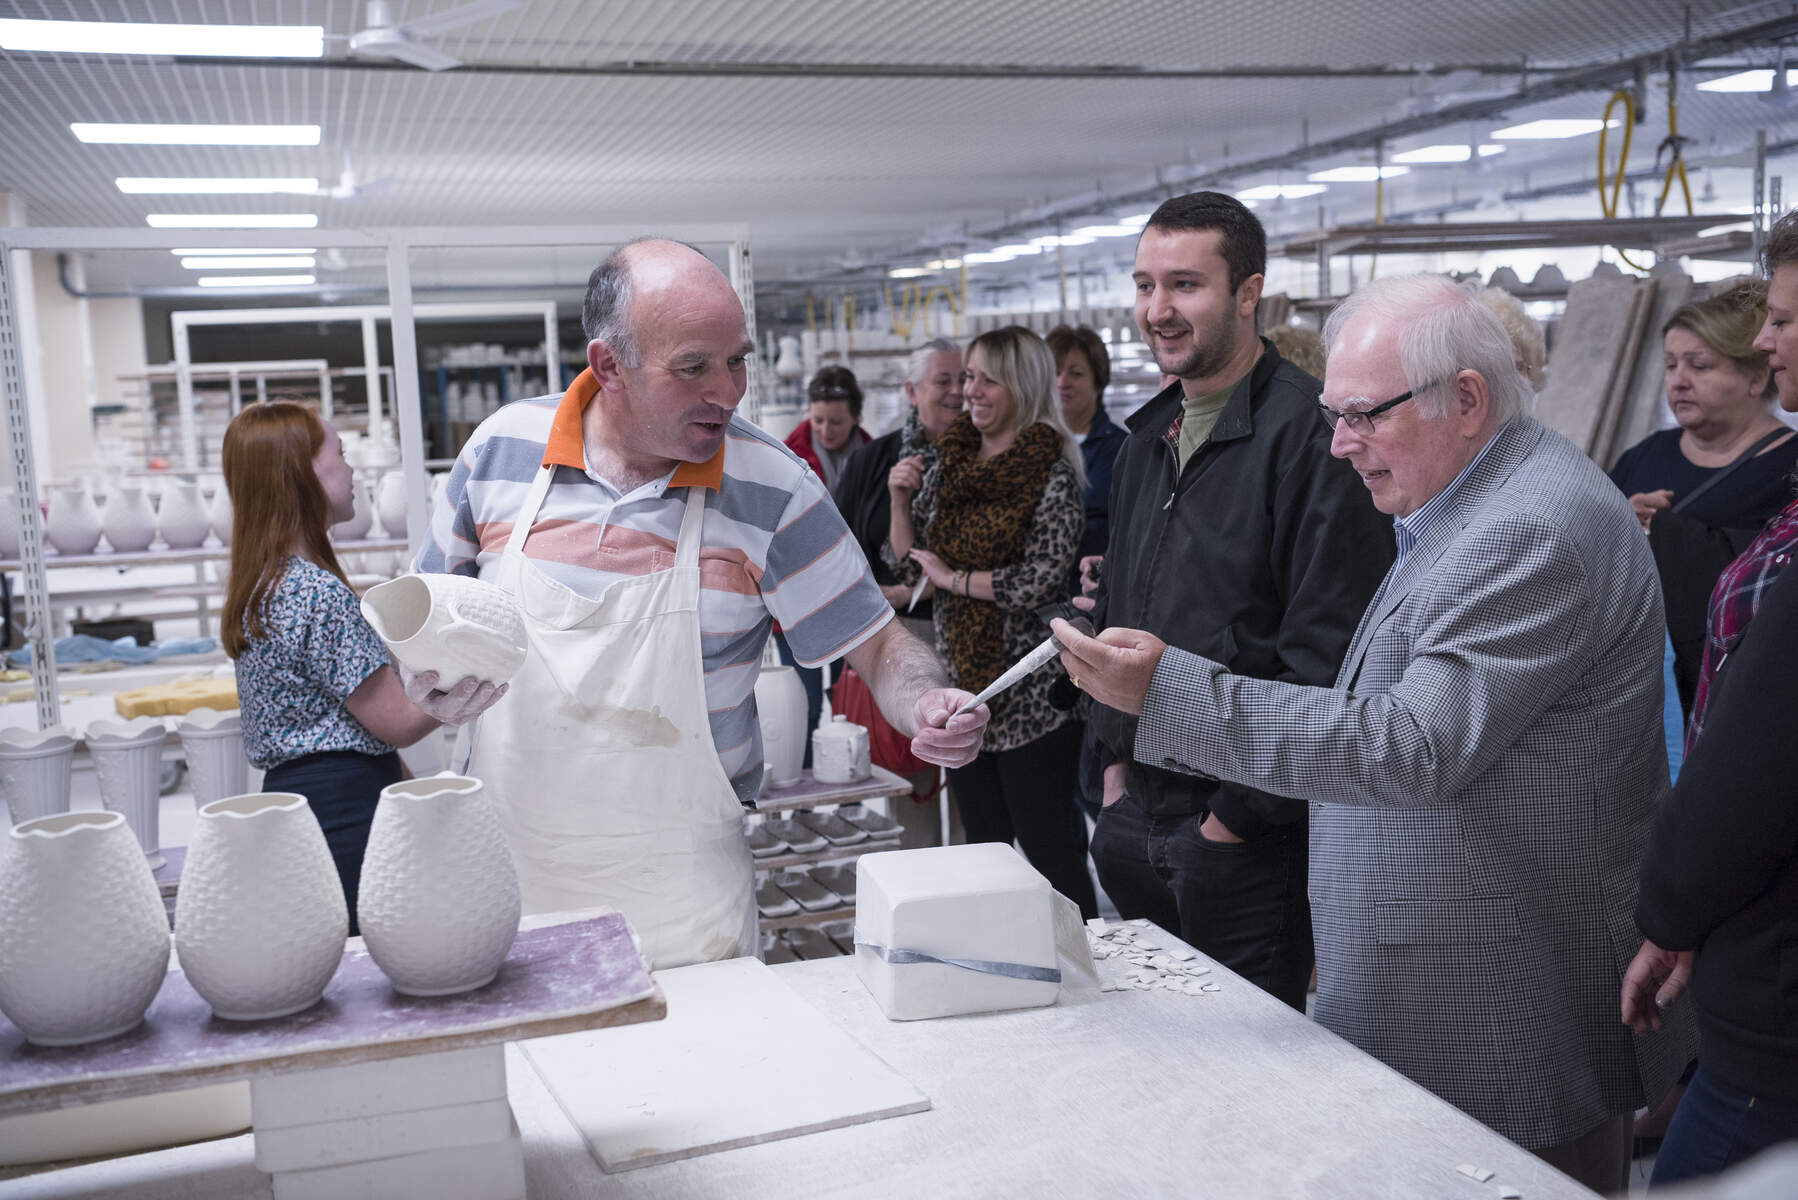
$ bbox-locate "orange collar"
[542,368,725,491]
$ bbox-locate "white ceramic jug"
[360,573,528,687]
[207,484,233,547]
[156,481,210,549]
[358,775,521,996]
[100,486,156,553]
[45,486,102,555]
[755,664,809,788]
[812,714,872,784]
[0,487,21,558]
[0,726,77,826]
[374,471,408,540]
[174,793,347,1021]
[85,717,168,870]
[330,480,374,542]
[0,811,170,1046]
[176,708,248,809]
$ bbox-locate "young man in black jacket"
[1083,192,1394,1009]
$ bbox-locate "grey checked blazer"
[1136,418,1695,1149]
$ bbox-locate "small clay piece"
[1495,1188,1520,1200]
[837,804,902,838]
[1456,1165,1496,1183]
[794,810,866,846]
[747,823,784,858]
[763,817,826,853]
[783,927,840,960]
[809,864,857,904]
[773,870,841,912]
[755,880,798,918]
[761,934,798,965]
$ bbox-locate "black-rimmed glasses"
[1317,376,1453,434]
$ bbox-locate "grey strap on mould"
[853,938,1062,983]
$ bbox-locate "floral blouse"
[886,456,1084,752]
[236,557,394,770]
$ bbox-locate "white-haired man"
[1053,274,1694,1192]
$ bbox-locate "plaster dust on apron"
[458,464,755,970]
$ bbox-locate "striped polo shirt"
[415,369,894,806]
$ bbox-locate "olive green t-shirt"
[1176,353,1259,470]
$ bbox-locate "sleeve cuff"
[1134,647,1225,780]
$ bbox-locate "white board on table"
[520,956,929,1172]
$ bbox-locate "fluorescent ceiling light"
[923,258,963,270]
[1390,144,1507,164]
[0,19,322,57]
[1236,184,1327,201]
[170,246,317,256]
[961,251,1013,264]
[1308,165,1411,183]
[181,256,316,270]
[1071,224,1140,238]
[197,274,316,288]
[1031,234,1096,248]
[888,267,931,279]
[1697,221,1755,238]
[989,243,1043,256]
[1697,69,1798,93]
[73,123,321,146]
[147,213,319,229]
[1118,213,1151,228]
[1491,119,1617,140]
[119,177,318,195]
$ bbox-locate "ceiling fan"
[347,0,521,72]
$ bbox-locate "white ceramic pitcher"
[360,573,528,687]
[85,717,168,870]
[0,726,77,825]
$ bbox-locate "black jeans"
[947,721,1098,919]
[1090,791,1312,1010]
[262,750,404,937]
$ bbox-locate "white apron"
[459,465,756,970]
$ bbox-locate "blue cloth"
[1663,631,1684,782]
[1391,422,1509,569]
[1651,1064,1798,1187]
[1076,407,1130,563]
[9,634,215,666]
[235,557,393,770]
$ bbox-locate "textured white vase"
[358,775,521,996]
[176,708,248,809]
[0,487,20,558]
[330,481,374,542]
[85,717,168,870]
[207,484,233,547]
[156,482,210,549]
[775,335,805,380]
[45,486,101,555]
[360,573,528,687]
[0,811,170,1046]
[374,471,408,540]
[100,486,156,553]
[0,727,77,826]
[174,793,347,1021]
[755,664,809,787]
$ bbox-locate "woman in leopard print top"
[885,326,1097,917]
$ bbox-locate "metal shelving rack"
[753,765,912,938]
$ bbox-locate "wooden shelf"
[751,835,898,875]
[753,765,915,816]
[759,902,856,934]
[3,537,407,572]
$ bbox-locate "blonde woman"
[885,326,1095,916]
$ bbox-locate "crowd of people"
[216,200,1798,1193]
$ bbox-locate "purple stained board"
[0,911,663,1117]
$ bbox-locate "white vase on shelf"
[374,471,408,541]
[330,481,373,543]
[45,486,102,555]
[207,485,234,547]
[174,792,347,1021]
[755,664,809,788]
[85,717,169,870]
[0,727,77,826]
[0,487,21,557]
[775,335,805,380]
[156,482,210,549]
[358,775,521,996]
[177,708,248,809]
[99,487,156,553]
[0,811,170,1047]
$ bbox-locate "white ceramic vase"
[360,573,528,687]
[775,335,806,380]
[176,708,248,809]
[174,793,347,1021]
[358,775,521,996]
[0,487,20,558]
[207,484,233,547]
[100,486,156,553]
[330,481,374,543]
[0,811,169,1046]
[85,718,168,871]
[0,726,77,826]
[45,486,102,555]
[812,715,872,784]
[755,664,809,788]
[374,471,408,540]
[156,482,210,549]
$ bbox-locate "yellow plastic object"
[112,679,239,718]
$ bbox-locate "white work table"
[0,938,1596,1199]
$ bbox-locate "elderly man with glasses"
[1054,272,1695,1194]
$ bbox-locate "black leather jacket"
[1091,339,1395,837]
